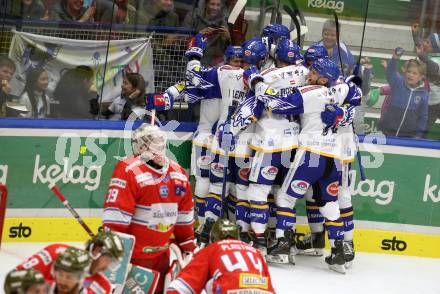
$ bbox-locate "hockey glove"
[217,123,236,151]
[145,93,170,111]
[243,65,264,90]
[344,77,363,107]
[166,81,187,101]
[185,33,208,60]
[321,104,344,127]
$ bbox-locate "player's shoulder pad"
[120,156,143,172]
[261,67,278,76]
[299,85,325,94]
[169,160,189,179]
[218,65,241,71]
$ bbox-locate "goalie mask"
[4,269,46,294]
[132,124,168,164]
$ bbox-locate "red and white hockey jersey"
[166,239,275,294]
[16,243,112,294]
[103,156,196,259]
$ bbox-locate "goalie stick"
[228,0,247,25]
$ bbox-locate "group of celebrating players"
[3,23,363,294]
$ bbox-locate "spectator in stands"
[353,57,374,134]
[379,48,429,138]
[0,56,18,117]
[183,0,230,66]
[314,19,355,76]
[18,66,52,118]
[51,0,115,23]
[138,0,179,27]
[102,73,145,120]
[7,0,46,19]
[52,65,96,119]
[115,0,147,24]
[412,23,440,139]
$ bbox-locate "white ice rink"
[1,242,439,294]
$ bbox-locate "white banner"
[8,30,154,103]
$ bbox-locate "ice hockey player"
[166,218,275,294]
[16,229,124,293]
[251,58,362,273]
[183,35,266,245]
[261,23,291,70]
[4,268,47,294]
[103,123,196,293]
[304,44,329,67]
[226,37,308,261]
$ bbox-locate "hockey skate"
[343,240,355,269]
[266,230,295,265]
[296,231,325,256]
[249,231,268,257]
[325,240,346,274]
[196,218,214,247]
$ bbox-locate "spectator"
[138,0,179,27]
[115,0,148,24]
[8,0,46,19]
[52,65,96,119]
[412,23,440,138]
[379,48,429,138]
[18,66,52,118]
[353,57,374,134]
[0,56,18,117]
[102,73,145,120]
[51,0,115,23]
[314,19,356,76]
[118,73,146,120]
[183,0,230,66]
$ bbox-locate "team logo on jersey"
[174,186,186,196]
[244,49,251,56]
[197,155,212,169]
[159,185,169,198]
[414,96,421,104]
[261,166,278,181]
[291,180,309,195]
[238,167,250,181]
[211,163,226,177]
[326,181,339,197]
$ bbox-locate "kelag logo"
[381,236,407,251]
[9,223,32,238]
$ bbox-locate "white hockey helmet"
[132,124,168,162]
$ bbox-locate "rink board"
[0,121,439,259]
[2,217,440,258]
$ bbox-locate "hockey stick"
[0,184,8,249]
[284,5,301,47]
[333,11,345,76]
[228,0,247,25]
[285,2,307,49]
[353,0,370,77]
[49,183,95,238]
[150,109,156,125]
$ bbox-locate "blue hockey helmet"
[261,24,290,42]
[241,37,268,66]
[304,45,329,65]
[224,45,243,60]
[275,37,302,64]
[311,58,340,85]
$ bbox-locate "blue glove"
[217,123,235,151]
[146,93,168,111]
[185,33,208,60]
[243,65,264,90]
[321,104,344,127]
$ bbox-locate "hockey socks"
[275,207,296,239]
[325,218,344,247]
[249,200,269,234]
[236,200,250,232]
[306,201,325,233]
[195,196,206,225]
[227,193,238,221]
[205,193,223,219]
[340,206,354,241]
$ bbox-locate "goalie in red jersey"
[166,219,275,294]
[103,123,196,293]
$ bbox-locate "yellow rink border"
[2,218,439,258]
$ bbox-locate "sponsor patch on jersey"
[159,185,169,198]
[197,155,211,169]
[326,181,339,196]
[174,186,186,197]
[261,166,278,181]
[37,249,52,265]
[300,85,322,94]
[110,178,126,189]
[170,172,187,182]
[211,162,225,177]
[239,273,269,289]
[135,172,155,185]
[238,167,250,181]
[290,180,310,195]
